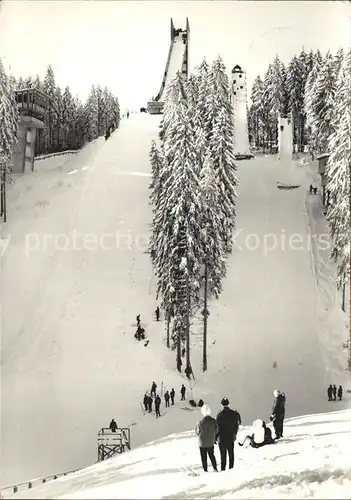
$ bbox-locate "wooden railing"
[0,468,80,496]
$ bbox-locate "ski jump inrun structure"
[147,18,190,114]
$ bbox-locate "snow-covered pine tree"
[261,64,277,152]
[286,55,305,151]
[193,59,210,133]
[43,65,58,153]
[61,86,76,150]
[309,51,337,154]
[208,106,238,255]
[149,140,164,208]
[85,85,99,141]
[0,59,19,162]
[325,49,351,288]
[154,103,203,358]
[249,75,264,148]
[199,151,227,298]
[159,71,187,144]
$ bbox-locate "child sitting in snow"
[239,419,275,448]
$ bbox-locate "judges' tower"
[230,64,252,159]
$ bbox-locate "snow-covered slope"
[1,116,348,488]
[3,410,351,499]
[158,37,186,102]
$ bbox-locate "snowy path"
[193,155,348,422]
[0,115,185,486]
[1,127,348,487]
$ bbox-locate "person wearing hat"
[195,404,218,472]
[216,397,242,471]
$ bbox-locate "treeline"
[149,58,238,374]
[13,65,121,156]
[248,48,345,155]
[249,48,350,290]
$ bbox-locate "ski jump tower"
[230,65,252,159]
[147,18,190,114]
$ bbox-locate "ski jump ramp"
[147,18,189,114]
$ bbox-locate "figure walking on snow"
[164,391,170,407]
[270,389,286,439]
[338,385,343,401]
[216,397,241,471]
[136,314,141,326]
[195,404,218,472]
[155,395,161,418]
[309,184,313,194]
[155,306,160,321]
[332,384,337,401]
[327,384,333,401]
[180,384,186,401]
[148,395,153,413]
[151,381,157,397]
[170,388,175,405]
[143,394,149,412]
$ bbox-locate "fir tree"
[325,49,351,288]
[249,75,264,148]
[43,65,58,152]
[0,59,19,162]
[85,85,99,141]
[309,51,337,153]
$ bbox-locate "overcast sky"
[0,0,350,110]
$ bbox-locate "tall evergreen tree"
[309,51,337,153]
[249,75,264,148]
[0,59,19,162]
[325,49,351,288]
[43,65,58,152]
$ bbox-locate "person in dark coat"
[155,306,160,321]
[195,404,218,472]
[337,385,343,401]
[216,397,241,471]
[332,384,337,401]
[327,384,333,401]
[151,381,157,397]
[127,111,130,119]
[180,384,186,401]
[148,395,153,413]
[155,395,161,418]
[164,391,170,407]
[109,419,117,432]
[309,184,313,194]
[136,314,141,326]
[143,394,149,412]
[313,187,317,195]
[270,389,286,439]
[105,129,110,141]
[170,388,175,405]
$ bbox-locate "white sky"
[0,0,350,110]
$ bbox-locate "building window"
[280,125,284,131]
[233,80,236,83]
[239,74,242,78]
[233,91,236,95]
[240,86,243,89]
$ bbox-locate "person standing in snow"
[164,391,170,407]
[195,404,218,472]
[136,314,141,326]
[270,389,285,439]
[109,419,117,432]
[127,111,130,119]
[332,384,337,401]
[216,398,241,471]
[309,184,313,194]
[155,395,161,418]
[143,394,149,412]
[155,306,160,321]
[327,385,333,401]
[337,385,343,401]
[151,381,157,397]
[180,384,186,401]
[148,395,153,413]
[170,388,175,405]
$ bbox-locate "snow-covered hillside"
[3,409,351,499]
[1,114,349,488]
